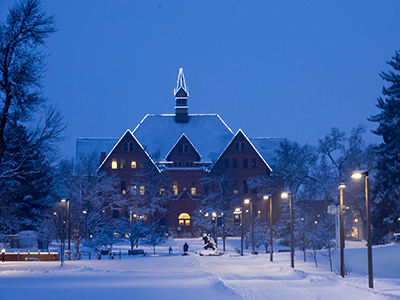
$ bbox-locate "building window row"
[112,158,137,169]
[123,142,134,152]
[224,158,257,169]
[173,161,194,167]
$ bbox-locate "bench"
[128,249,146,256]
[278,249,291,252]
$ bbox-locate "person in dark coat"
[183,242,189,253]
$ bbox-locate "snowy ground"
[1,238,399,300]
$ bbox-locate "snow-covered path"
[1,238,399,300]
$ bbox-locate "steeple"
[174,68,189,123]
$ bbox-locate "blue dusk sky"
[1,0,400,157]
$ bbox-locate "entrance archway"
[178,213,191,226]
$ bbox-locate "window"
[178,213,190,226]
[233,181,238,194]
[184,144,189,153]
[112,209,119,219]
[251,158,257,168]
[178,145,183,153]
[131,185,137,195]
[139,185,145,195]
[160,188,165,195]
[243,158,248,168]
[224,158,229,169]
[234,142,240,151]
[121,181,126,194]
[243,180,248,194]
[241,142,245,151]
[232,158,238,168]
[111,159,117,169]
[121,158,126,169]
[173,181,178,195]
[131,161,136,169]
[252,187,257,194]
[123,143,128,152]
[191,182,196,195]
[129,142,134,152]
[159,217,166,226]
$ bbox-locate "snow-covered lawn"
[1,238,399,300]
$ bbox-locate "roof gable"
[98,130,160,172]
[165,133,201,161]
[210,129,273,173]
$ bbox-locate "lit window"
[160,188,165,195]
[131,161,136,169]
[178,213,190,226]
[131,185,137,195]
[121,158,125,169]
[140,186,145,195]
[111,159,117,169]
[191,187,196,195]
[173,181,178,195]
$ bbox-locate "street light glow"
[244,199,251,204]
[281,192,289,199]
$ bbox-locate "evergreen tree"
[369,50,400,243]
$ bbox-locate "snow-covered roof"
[249,137,285,169]
[132,114,234,164]
[76,137,119,160]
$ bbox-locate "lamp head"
[244,199,251,204]
[338,183,346,189]
[281,192,289,199]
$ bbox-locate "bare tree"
[0,0,57,164]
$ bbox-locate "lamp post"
[234,208,244,256]
[2,248,5,262]
[263,194,273,261]
[212,212,217,245]
[281,192,294,268]
[83,210,88,246]
[351,170,373,289]
[338,183,346,278]
[61,198,70,260]
[244,199,255,254]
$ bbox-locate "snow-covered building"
[76,69,284,234]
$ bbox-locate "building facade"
[77,69,284,234]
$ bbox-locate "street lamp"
[61,198,70,260]
[351,170,373,289]
[244,199,255,254]
[83,210,88,246]
[338,183,346,278]
[2,248,5,262]
[234,207,244,256]
[263,194,273,261]
[281,192,294,268]
[212,212,217,245]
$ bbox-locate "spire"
[174,68,188,96]
[174,68,189,123]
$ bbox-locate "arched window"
[178,213,191,226]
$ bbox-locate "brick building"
[77,69,284,233]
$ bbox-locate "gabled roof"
[249,137,285,170]
[209,129,273,173]
[132,114,233,164]
[97,130,160,172]
[165,133,202,161]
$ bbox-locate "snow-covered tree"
[369,50,400,243]
[143,223,167,255]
